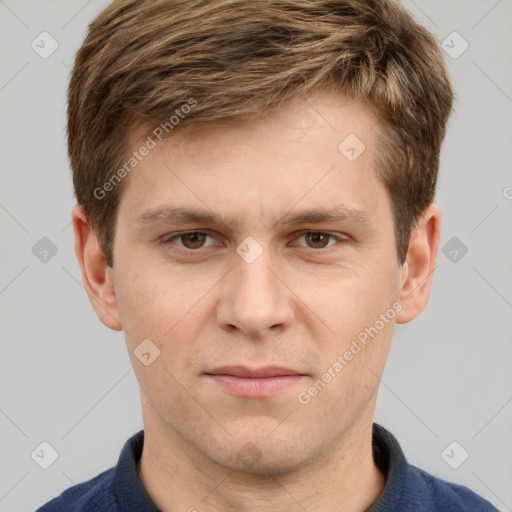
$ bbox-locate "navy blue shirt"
[36,424,498,511]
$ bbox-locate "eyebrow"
[133,204,375,232]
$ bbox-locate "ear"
[395,203,441,324]
[71,204,122,330]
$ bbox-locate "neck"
[137,408,385,512]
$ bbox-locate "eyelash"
[161,230,348,254]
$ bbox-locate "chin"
[225,450,310,476]
[207,433,319,476]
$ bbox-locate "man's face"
[110,91,403,473]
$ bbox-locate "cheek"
[115,261,210,377]
[116,274,163,339]
[318,264,399,339]
[304,257,399,405]
[115,258,194,338]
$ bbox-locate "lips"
[204,366,308,397]
[205,365,304,378]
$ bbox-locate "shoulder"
[403,464,499,511]
[35,430,149,512]
[370,424,499,511]
[35,467,116,511]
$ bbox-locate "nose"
[215,245,295,339]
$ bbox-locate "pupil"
[184,233,204,248]
[307,232,328,248]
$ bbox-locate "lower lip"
[206,374,306,397]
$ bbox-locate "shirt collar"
[111,429,160,511]
[366,423,410,511]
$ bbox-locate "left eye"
[293,231,344,249]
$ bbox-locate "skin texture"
[72,90,440,512]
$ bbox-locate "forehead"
[118,90,389,228]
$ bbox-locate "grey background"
[1,1,511,511]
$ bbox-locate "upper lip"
[205,365,305,378]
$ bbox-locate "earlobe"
[72,205,122,331]
[395,203,441,324]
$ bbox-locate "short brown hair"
[68,0,453,267]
